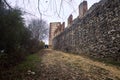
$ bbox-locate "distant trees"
[0,0,46,70]
[27,19,48,53]
[28,19,48,40]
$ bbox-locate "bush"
[0,1,45,70]
[39,41,45,49]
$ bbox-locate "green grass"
[0,52,41,80]
[17,53,41,71]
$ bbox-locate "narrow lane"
[38,49,120,80]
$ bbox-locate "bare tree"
[28,19,48,40]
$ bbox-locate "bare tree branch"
[3,0,12,9]
[38,0,42,19]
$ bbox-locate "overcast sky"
[7,0,100,44]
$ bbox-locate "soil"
[34,49,120,80]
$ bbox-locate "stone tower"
[79,0,88,18]
[49,22,65,47]
[49,22,61,47]
[54,22,65,37]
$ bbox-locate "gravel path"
[37,49,120,80]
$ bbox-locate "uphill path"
[37,49,120,80]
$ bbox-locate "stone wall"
[53,0,120,62]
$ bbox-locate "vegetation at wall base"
[78,53,120,68]
[0,0,46,79]
[60,50,120,68]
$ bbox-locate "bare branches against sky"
[7,0,100,24]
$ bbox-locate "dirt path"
[38,49,120,80]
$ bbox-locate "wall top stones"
[79,0,88,18]
[67,14,73,27]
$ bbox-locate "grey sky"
[7,0,100,23]
[7,0,100,44]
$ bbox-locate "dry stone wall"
[53,0,120,62]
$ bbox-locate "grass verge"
[62,51,120,68]
[0,51,41,80]
[78,53,120,68]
